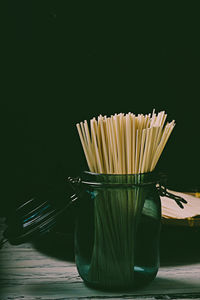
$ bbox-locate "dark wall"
[2,3,200,215]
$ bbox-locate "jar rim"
[81,170,158,188]
[83,170,155,176]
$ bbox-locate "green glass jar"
[74,171,161,290]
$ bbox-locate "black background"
[1,2,200,215]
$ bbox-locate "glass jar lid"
[1,180,77,246]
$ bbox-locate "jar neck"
[81,171,158,188]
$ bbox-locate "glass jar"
[74,171,161,290]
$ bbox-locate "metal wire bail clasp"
[157,172,187,209]
[67,176,83,200]
[68,177,81,189]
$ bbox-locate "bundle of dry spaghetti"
[76,110,175,174]
[76,110,175,288]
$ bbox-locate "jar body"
[75,172,161,290]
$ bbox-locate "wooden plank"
[1,270,200,300]
[2,218,200,299]
[1,263,200,284]
[0,256,75,269]
[1,256,200,299]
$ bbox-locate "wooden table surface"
[1,218,200,300]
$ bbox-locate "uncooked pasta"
[76,110,175,174]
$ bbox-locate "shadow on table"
[32,223,200,266]
[33,231,75,262]
[32,211,76,262]
[160,224,200,266]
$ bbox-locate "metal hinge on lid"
[157,172,187,209]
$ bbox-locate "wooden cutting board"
[161,191,200,227]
